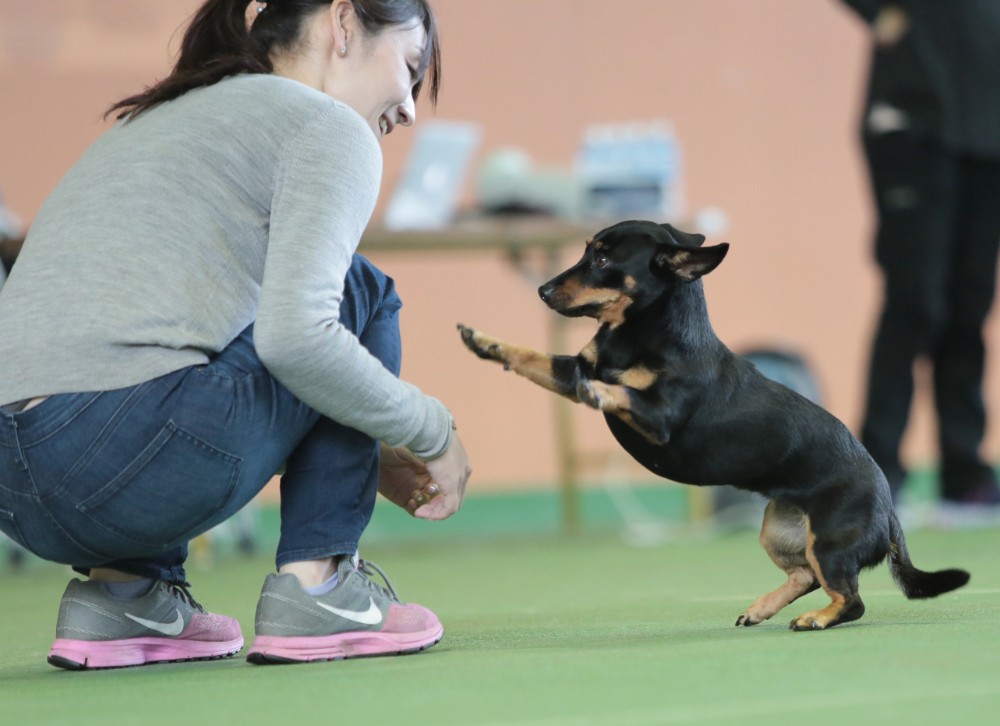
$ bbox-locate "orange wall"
[2,0,996,490]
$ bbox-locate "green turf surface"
[1,525,999,725]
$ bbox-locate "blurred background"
[2,0,996,551]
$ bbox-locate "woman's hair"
[106,0,440,120]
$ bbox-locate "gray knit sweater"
[0,74,452,458]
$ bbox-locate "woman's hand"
[378,444,437,515]
[379,432,472,520]
[414,433,472,521]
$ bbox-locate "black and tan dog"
[458,219,969,631]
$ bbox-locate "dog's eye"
[594,254,609,269]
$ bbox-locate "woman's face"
[326,20,428,140]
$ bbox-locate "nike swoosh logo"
[316,597,383,626]
[125,609,185,636]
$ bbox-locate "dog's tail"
[887,513,970,599]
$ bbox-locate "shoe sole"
[245,625,443,664]
[47,636,244,670]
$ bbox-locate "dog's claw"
[457,324,508,363]
[789,617,825,632]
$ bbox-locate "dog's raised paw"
[457,324,505,363]
[457,323,485,353]
[457,323,475,346]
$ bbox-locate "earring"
[339,47,347,56]
[256,1,266,14]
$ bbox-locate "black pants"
[860,132,1000,500]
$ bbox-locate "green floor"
[1,521,998,725]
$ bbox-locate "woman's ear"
[329,0,357,55]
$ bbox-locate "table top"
[360,216,596,253]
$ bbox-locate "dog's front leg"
[576,379,670,445]
[457,324,589,401]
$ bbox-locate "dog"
[457,219,969,631]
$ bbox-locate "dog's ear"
[660,223,706,248]
[653,243,729,281]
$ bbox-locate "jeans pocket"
[77,421,241,550]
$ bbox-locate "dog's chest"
[593,335,662,387]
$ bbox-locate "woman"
[0,0,471,669]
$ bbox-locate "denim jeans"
[0,254,401,583]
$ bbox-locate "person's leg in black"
[933,153,1000,505]
[860,132,958,499]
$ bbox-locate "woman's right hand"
[414,432,472,521]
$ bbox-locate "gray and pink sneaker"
[246,557,442,664]
[47,579,243,670]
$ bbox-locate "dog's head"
[537,220,729,325]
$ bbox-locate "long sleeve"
[253,103,453,458]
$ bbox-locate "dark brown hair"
[107,0,440,120]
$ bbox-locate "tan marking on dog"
[548,276,631,325]
[548,276,588,309]
[564,286,625,321]
[624,275,637,291]
[670,250,704,282]
[579,338,598,366]
[615,366,657,390]
[501,344,564,391]
[739,566,816,625]
[791,529,851,630]
[738,501,817,624]
[584,380,664,444]
[586,380,630,412]
[599,293,632,328]
[791,593,849,630]
[464,329,569,396]
[759,505,809,566]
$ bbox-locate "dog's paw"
[457,323,506,364]
[735,613,762,627]
[789,613,830,631]
[457,323,477,348]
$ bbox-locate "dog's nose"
[538,286,551,303]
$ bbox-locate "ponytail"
[107,0,441,121]
[107,0,274,120]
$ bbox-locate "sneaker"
[47,579,244,670]
[246,557,443,664]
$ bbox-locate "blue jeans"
[0,255,401,583]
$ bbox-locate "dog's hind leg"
[789,526,866,631]
[736,500,819,626]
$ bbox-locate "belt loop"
[10,417,28,472]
